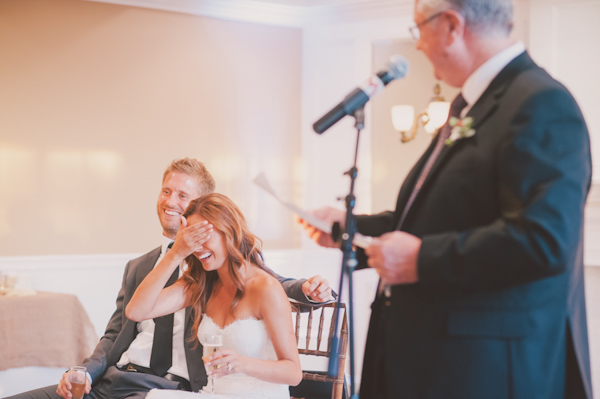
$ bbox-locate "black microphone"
[313,55,409,134]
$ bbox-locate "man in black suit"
[11,158,334,399]
[299,0,594,398]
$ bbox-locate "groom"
[10,158,334,399]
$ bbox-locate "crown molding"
[303,1,412,27]
[84,0,412,27]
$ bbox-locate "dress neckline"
[203,314,262,330]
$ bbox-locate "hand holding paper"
[253,172,372,249]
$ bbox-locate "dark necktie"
[396,93,468,230]
[149,243,179,376]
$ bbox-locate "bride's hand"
[204,349,243,379]
[171,217,212,259]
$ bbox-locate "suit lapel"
[400,52,537,228]
[393,135,440,227]
[135,247,161,285]
[108,247,161,365]
[468,52,536,130]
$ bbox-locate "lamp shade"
[391,105,414,132]
[425,100,450,132]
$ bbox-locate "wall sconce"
[391,83,450,142]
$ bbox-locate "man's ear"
[444,9,465,45]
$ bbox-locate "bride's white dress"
[145,315,290,399]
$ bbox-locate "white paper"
[253,172,373,249]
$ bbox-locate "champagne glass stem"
[203,333,222,396]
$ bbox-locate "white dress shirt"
[116,235,190,380]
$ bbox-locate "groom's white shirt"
[116,235,189,380]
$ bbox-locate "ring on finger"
[227,363,232,372]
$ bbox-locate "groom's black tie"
[150,243,179,376]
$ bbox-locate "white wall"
[0,0,303,257]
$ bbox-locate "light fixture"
[391,83,450,142]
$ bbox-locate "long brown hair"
[181,193,271,341]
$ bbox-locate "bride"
[126,193,302,398]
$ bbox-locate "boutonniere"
[445,116,475,146]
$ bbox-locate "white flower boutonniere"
[445,116,476,146]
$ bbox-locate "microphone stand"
[328,106,363,399]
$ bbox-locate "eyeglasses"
[408,11,446,40]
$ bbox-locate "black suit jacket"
[355,52,593,399]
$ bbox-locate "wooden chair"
[289,301,348,399]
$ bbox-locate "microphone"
[313,55,409,134]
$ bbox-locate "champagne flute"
[203,334,223,395]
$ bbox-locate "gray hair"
[416,0,513,37]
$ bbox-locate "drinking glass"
[68,366,87,399]
[203,334,223,395]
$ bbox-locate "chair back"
[289,301,348,399]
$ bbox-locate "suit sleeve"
[277,275,309,303]
[418,86,592,292]
[354,211,397,270]
[266,267,338,304]
[356,211,396,237]
[79,260,132,382]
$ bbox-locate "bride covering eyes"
[126,193,302,399]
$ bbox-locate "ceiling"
[86,0,411,27]
[242,0,390,5]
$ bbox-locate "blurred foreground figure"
[298,0,593,398]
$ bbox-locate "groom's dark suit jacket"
[10,246,310,399]
[355,52,593,399]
